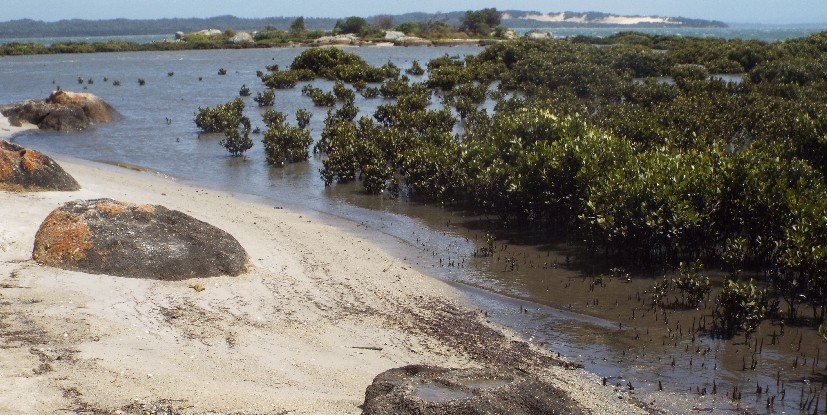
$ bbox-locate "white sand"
[0,114,38,138]
[519,12,679,25]
[0,126,647,413]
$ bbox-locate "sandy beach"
[0,124,647,414]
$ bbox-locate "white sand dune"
[518,12,680,25]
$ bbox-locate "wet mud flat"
[380,211,827,414]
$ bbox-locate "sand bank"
[0,113,38,138]
[0,136,647,413]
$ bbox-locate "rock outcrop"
[363,365,588,415]
[312,34,361,46]
[383,30,406,41]
[1,90,119,132]
[0,140,79,191]
[525,30,553,41]
[33,198,249,280]
[393,36,432,47]
[195,29,223,37]
[229,32,254,43]
[501,29,519,40]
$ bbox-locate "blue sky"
[6,0,827,24]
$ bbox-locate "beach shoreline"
[0,126,647,414]
[0,113,38,139]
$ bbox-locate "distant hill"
[0,11,726,39]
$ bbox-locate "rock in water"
[33,199,249,280]
[363,365,588,415]
[525,30,553,41]
[383,30,406,41]
[45,90,117,123]
[1,90,119,132]
[0,140,80,191]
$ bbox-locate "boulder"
[393,36,432,47]
[0,140,79,192]
[383,30,406,41]
[501,29,519,40]
[33,198,250,280]
[312,34,361,46]
[196,29,223,37]
[229,32,254,43]
[363,365,588,415]
[1,90,118,132]
[175,31,185,40]
[525,31,553,41]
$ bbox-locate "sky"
[4,0,827,24]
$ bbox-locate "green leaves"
[288,47,396,83]
[715,279,769,336]
[253,89,275,106]
[261,109,312,166]
[194,98,252,156]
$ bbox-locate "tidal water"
[3,45,825,414]
[0,34,172,45]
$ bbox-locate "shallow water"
[4,47,826,414]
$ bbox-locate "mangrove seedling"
[254,89,275,107]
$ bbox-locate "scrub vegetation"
[293,31,827,336]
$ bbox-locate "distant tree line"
[0,16,336,38]
[0,11,726,39]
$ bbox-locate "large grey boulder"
[1,90,119,132]
[312,34,361,45]
[383,31,406,41]
[393,36,431,46]
[525,31,553,41]
[195,29,223,37]
[0,140,79,192]
[33,198,250,280]
[229,32,254,43]
[363,365,588,415]
[501,29,519,40]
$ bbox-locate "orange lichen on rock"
[20,149,44,172]
[0,150,12,181]
[33,209,93,263]
[95,200,130,215]
[95,200,155,215]
[0,141,80,192]
[46,90,116,123]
